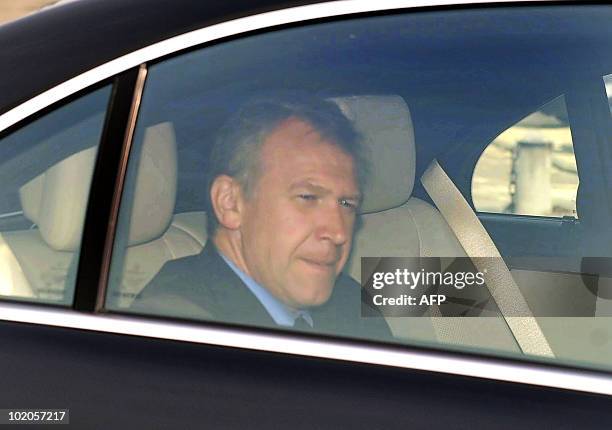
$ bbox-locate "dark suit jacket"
[131,243,393,340]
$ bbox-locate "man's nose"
[317,203,350,245]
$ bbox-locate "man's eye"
[339,199,357,211]
[298,194,318,201]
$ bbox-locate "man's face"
[238,117,359,309]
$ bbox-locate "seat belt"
[421,159,555,358]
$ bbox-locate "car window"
[0,85,111,305]
[104,7,612,373]
[604,74,612,112]
[472,96,579,218]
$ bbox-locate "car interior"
[0,121,207,306]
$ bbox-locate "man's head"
[206,97,366,309]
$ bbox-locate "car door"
[0,1,611,428]
[461,65,612,364]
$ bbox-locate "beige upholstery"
[18,122,179,252]
[110,211,207,308]
[334,95,466,270]
[335,96,518,351]
[345,198,469,280]
[20,146,98,251]
[0,229,72,301]
[0,122,206,306]
[0,234,36,298]
[126,123,178,247]
[333,96,415,213]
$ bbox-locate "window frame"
[0,79,115,308]
[477,79,612,259]
[0,0,611,396]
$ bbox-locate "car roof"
[3,0,612,121]
[0,0,323,113]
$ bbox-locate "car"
[0,0,611,427]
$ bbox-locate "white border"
[1,0,600,395]
[1,301,611,396]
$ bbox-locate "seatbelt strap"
[421,159,555,358]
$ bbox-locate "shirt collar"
[219,252,313,327]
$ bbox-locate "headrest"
[20,147,97,252]
[126,122,177,246]
[332,95,415,213]
[19,122,178,251]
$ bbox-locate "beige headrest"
[19,147,97,251]
[19,122,178,251]
[127,123,177,246]
[332,95,415,213]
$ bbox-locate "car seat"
[0,122,206,307]
[335,95,520,351]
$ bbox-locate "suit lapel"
[198,243,277,328]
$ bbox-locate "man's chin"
[290,282,335,308]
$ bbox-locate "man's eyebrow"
[289,180,361,201]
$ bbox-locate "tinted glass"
[0,85,111,305]
[106,6,612,372]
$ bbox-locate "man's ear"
[209,175,245,230]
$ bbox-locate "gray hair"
[205,96,368,237]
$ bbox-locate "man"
[132,97,392,340]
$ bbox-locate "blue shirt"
[219,253,314,328]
